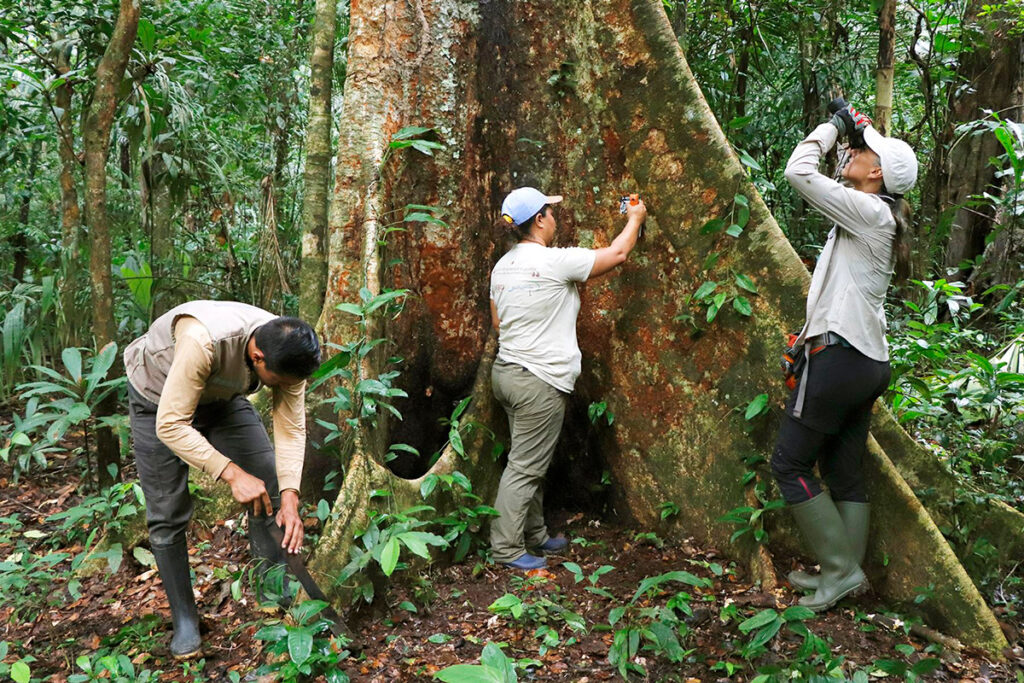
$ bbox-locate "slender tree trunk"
[56,48,83,348]
[309,0,1017,653]
[298,0,337,322]
[11,141,40,283]
[874,0,896,134]
[82,0,140,486]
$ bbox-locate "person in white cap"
[770,103,917,611]
[488,187,647,570]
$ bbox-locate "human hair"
[868,151,913,282]
[512,204,551,239]
[889,197,913,282]
[254,317,321,378]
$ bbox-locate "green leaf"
[138,18,156,51]
[609,606,626,626]
[733,194,749,208]
[11,661,30,683]
[335,302,364,317]
[380,536,401,576]
[726,224,743,237]
[744,393,769,420]
[693,281,718,300]
[734,273,758,293]
[738,609,779,634]
[699,218,725,235]
[433,665,506,683]
[479,642,516,681]
[781,605,815,621]
[62,347,83,383]
[287,628,313,665]
[449,427,465,456]
[733,296,752,316]
[133,546,155,567]
[428,633,453,644]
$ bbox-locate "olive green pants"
[490,359,568,563]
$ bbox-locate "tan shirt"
[784,123,896,361]
[154,316,306,493]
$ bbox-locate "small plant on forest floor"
[488,574,588,639]
[336,504,448,604]
[254,599,352,683]
[606,570,711,678]
[0,544,70,621]
[14,343,126,486]
[0,641,36,683]
[67,649,161,683]
[719,454,784,544]
[419,469,499,563]
[563,561,615,599]
[434,641,524,682]
[46,474,145,546]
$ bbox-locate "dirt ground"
[1,455,1022,682]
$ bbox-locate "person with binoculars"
[770,101,918,611]
[488,187,647,570]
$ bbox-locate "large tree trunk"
[298,0,338,322]
[940,3,1024,278]
[82,0,139,485]
[310,0,1019,654]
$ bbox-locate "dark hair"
[511,203,551,239]
[889,197,913,282]
[254,317,321,378]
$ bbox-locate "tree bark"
[310,0,1017,653]
[55,47,83,348]
[82,0,140,485]
[11,141,40,283]
[874,0,896,135]
[940,3,1024,279]
[298,0,338,322]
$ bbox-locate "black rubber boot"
[789,493,868,612]
[788,501,870,591]
[248,512,293,610]
[151,541,202,659]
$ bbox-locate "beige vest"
[124,301,276,405]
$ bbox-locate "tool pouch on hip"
[781,333,806,391]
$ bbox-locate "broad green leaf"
[380,536,401,576]
[734,273,758,293]
[733,296,752,316]
[287,628,313,665]
[744,393,769,420]
[738,609,779,634]
[62,347,83,383]
[693,281,717,300]
[11,661,30,683]
[433,665,506,683]
[138,18,156,51]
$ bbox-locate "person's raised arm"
[588,199,647,279]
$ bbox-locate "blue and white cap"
[500,187,563,226]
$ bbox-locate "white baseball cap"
[500,187,563,226]
[863,126,918,196]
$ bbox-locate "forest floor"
[1,452,1022,682]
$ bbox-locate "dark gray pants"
[127,383,280,548]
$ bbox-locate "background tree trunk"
[874,0,896,135]
[310,0,1019,653]
[11,140,40,283]
[298,0,337,323]
[82,0,140,485]
[939,3,1024,280]
[55,47,83,348]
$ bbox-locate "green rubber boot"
[788,493,868,612]
[788,501,870,592]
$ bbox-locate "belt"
[806,331,850,349]
[792,331,849,419]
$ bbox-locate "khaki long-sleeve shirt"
[154,316,306,493]
[784,123,897,362]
